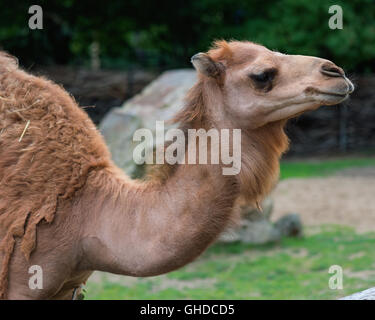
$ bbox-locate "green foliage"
[0,0,374,71]
[280,157,375,179]
[85,225,375,299]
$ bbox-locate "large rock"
[100,69,196,177]
[219,198,303,244]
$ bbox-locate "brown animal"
[0,40,354,299]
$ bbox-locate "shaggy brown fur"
[0,52,111,298]
[0,40,353,299]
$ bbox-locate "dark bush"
[0,0,374,72]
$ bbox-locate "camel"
[0,40,354,299]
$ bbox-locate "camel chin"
[319,93,350,105]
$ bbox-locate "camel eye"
[251,72,270,82]
[249,68,277,90]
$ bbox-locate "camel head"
[191,40,354,129]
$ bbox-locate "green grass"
[86,225,375,300]
[85,157,375,300]
[280,157,375,180]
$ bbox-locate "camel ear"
[191,53,224,78]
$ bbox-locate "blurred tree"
[0,0,373,71]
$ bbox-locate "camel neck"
[78,157,239,276]
[78,78,288,277]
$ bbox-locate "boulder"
[219,199,303,244]
[274,213,303,238]
[100,69,196,177]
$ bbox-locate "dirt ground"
[271,167,375,233]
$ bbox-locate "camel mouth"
[305,86,352,104]
[316,90,349,98]
[316,91,350,105]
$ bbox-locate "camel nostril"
[321,63,344,77]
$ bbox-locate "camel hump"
[0,52,18,72]
[0,63,112,201]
